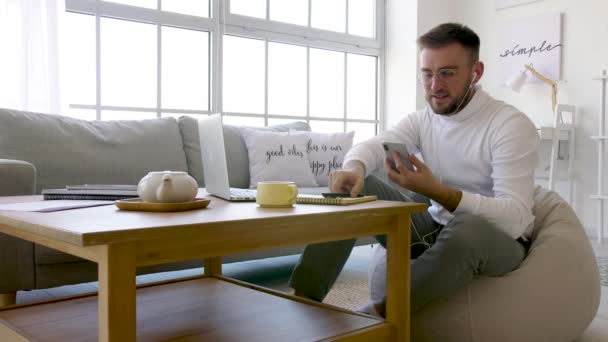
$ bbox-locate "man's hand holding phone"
[382,142,462,212]
[382,142,440,197]
[382,142,415,173]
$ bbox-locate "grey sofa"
[0,108,371,302]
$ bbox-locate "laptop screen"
[197,114,232,200]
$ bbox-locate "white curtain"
[0,0,65,114]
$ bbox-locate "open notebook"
[296,195,377,205]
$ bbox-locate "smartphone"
[382,142,415,172]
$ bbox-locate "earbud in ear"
[470,72,478,88]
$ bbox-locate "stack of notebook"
[41,184,139,201]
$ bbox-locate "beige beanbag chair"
[368,186,600,341]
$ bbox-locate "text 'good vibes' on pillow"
[289,130,355,186]
[240,128,318,188]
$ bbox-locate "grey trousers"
[289,175,527,314]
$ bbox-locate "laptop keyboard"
[230,188,256,198]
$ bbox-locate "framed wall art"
[495,0,543,10]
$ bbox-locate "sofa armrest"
[0,159,36,196]
[0,233,35,293]
[0,159,37,293]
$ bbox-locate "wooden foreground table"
[0,191,426,341]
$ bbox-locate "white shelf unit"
[592,70,608,243]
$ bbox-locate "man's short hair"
[417,23,480,62]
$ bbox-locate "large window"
[64,0,383,142]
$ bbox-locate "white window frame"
[64,0,385,132]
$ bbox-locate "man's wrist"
[343,160,366,177]
[435,185,462,212]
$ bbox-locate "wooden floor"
[10,242,608,341]
[3,277,384,342]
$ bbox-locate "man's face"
[419,43,477,115]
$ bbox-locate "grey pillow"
[178,116,311,188]
[0,108,188,193]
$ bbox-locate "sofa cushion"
[178,116,311,188]
[0,108,189,193]
[241,128,318,188]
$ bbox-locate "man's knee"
[441,214,502,248]
[449,213,487,225]
[363,175,418,203]
[363,175,386,191]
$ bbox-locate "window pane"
[161,113,202,119]
[101,18,156,107]
[223,36,265,114]
[310,49,344,118]
[104,0,156,9]
[348,0,375,38]
[162,27,209,111]
[63,12,96,106]
[311,0,345,33]
[223,115,265,127]
[267,117,306,127]
[346,54,376,120]
[162,0,209,18]
[346,122,375,144]
[101,110,157,121]
[231,0,266,19]
[270,0,308,26]
[0,2,20,109]
[268,42,306,116]
[309,120,344,133]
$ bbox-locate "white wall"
[385,0,608,238]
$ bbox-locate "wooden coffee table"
[0,191,426,341]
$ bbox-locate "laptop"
[198,114,257,201]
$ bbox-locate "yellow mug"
[256,181,299,208]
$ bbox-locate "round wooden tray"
[115,198,211,212]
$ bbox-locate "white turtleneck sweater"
[344,88,539,239]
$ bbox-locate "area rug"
[327,256,608,307]
[327,256,608,308]
[597,256,608,287]
[323,276,369,310]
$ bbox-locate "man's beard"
[426,78,474,116]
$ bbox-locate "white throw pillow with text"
[289,130,355,186]
[241,128,318,188]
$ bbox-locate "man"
[289,23,539,315]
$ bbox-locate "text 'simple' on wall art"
[498,12,563,85]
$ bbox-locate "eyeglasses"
[417,68,457,85]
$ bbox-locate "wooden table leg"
[0,292,16,308]
[97,244,136,342]
[203,256,222,276]
[386,213,411,342]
